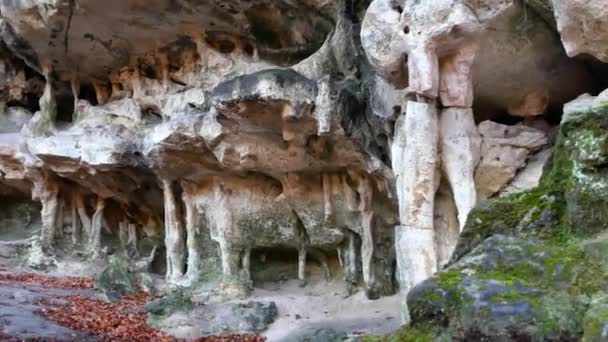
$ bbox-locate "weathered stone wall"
[0,1,606,338]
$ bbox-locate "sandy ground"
[254,273,402,342]
[0,242,401,341]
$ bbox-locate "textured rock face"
[552,0,608,63]
[359,0,596,321]
[393,91,608,341]
[0,0,606,338]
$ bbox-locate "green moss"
[489,290,541,310]
[361,323,446,342]
[147,287,194,323]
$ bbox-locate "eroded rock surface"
[0,0,606,339]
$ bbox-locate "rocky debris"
[302,328,347,342]
[502,148,552,196]
[94,255,137,300]
[152,300,278,339]
[475,121,549,199]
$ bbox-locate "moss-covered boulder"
[400,90,608,341]
[583,295,608,342]
[408,235,600,340]
[94,255,137,300]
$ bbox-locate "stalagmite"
[350,171,376,295]
[31,175,60,252]
[298,246,307,283]
[127,223,138,256]
[322,173,333,223]
[74,192,91,239]
[118,221,128,248]
[183,190,201,282]
[394,101,439,313]
[55,197,65,239]
[162,179,185,282]
[70,195,80,245]
[241,248,252,285]
[440,108,481,230]
[89,197,105,256]
[362,0,483,320]
[342,231,358,295]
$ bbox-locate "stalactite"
[70,195,80,246]
[29,172,60,252]
[314,76,333,135]
[322,173,333,223]
[89,197,105,256]
[162,179,185,282]
[407,46,439,99]
[241,248,251,285]
[298,246,307,283]
[127,223,138,257]
[55,196,65,239]
[158,52,170,91]
[438,42,478,107]
[118,220,128,248]
[342,174,358,212]
[355,174,376,296]
[74,192,91,239]
[71,74,80,122]
[91,79,110,105]
[440,107,481,231]
[310,249,332,281]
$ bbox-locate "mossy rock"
[583,296,608,342]
[408,235,598,340]
[361,323,449,342]
[94,255,136,300]
[454,97,608,261]
[146,287,194,319]
[398,93,608,341]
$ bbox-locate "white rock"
[475,121,549,199]
[552,0,608,62]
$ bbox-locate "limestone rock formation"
[383,90,608,341]
[0,0,606,339]
[552,0,608,63]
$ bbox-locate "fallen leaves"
[37,293,266,342]
[36,292,169,342]
[0,273,93,289]
[0,271,265,342]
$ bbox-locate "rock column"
[162,179,186,282]
[362,0,483,320]
[393,101,439,311]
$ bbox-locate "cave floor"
[255,277,402,341]
[0,248,401,341]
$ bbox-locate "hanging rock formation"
[361,0,598,320]
[0,0,605,339]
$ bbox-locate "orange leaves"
[0,271,265,342]
[0,273,93,289]
[37,292,266,341]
